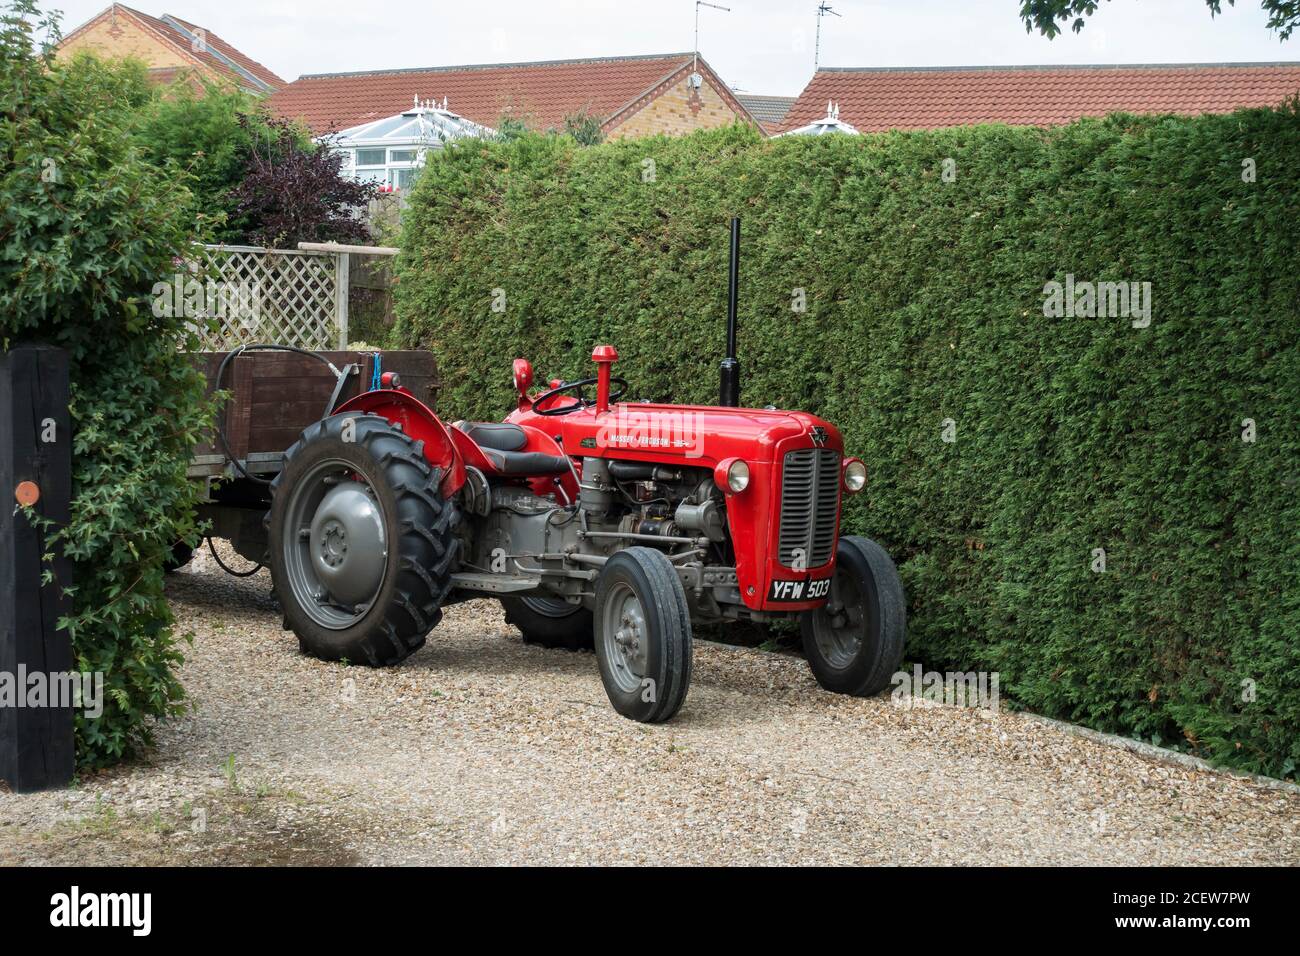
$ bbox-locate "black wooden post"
[0,346,75,791]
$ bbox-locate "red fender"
[334,389,465,498]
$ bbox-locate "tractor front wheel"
[801,535,906,697]
[268,413,458,666]
[593,548,692,723]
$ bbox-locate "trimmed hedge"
[393,110,1300,778]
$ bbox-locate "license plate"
[767,576,831,602]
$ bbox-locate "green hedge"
[393,109,1300,778]
[2,6,213,767]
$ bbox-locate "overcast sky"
[44,0,1298,95]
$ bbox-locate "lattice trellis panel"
[187,245,348,351]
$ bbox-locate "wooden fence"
[189,245,349,351]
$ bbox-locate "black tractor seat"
[453,421,570,477]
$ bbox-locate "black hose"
[205,536,264,577]
[213,343,342,485]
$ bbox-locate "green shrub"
[394,113,1300,778]
[1,3,214,767]
[131,77,278,243]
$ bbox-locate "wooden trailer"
[188,348,440,565]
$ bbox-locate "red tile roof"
[165,13,285,89]
[781,63,1300,133]
[268,53,747,135]
[59,5,284,91]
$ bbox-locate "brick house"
[779,62,1300,133]
[268,52,761,139]
[54,4,283,94]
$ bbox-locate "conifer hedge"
[394,108,1300,777]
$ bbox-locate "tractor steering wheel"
[531,376,628,416]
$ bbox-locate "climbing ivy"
[1,2,215,767]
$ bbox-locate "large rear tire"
[801,535,905,697]
[268,413,459,666]
[593,548,692,723]
[502,595,594,651]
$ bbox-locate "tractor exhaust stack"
[719,217,742,407]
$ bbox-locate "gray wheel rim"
[812,565,864,669]
[282,458,388,630]
[522,596,581,618]
[600,582,648,694]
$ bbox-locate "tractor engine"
[462,454,741,621]
[578,459,726,547]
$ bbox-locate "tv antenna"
[693,1,731,81]
[814,2,841,71]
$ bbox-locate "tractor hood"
[559,402,843,467]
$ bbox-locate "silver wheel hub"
[813,566,865,669]
[309,481,386,608]
[601,584,648,694]
[283,457,392,631]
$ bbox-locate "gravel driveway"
[2,545,1297,866]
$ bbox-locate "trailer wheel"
[593,548,692,723]
[268,413,459,667]
[502,596,594,651]
[801,535,906,697]
[164,540,195,573]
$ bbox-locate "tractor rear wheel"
[268,413,459,666]
[801,535,905,697]
[593,548,692,723]
[502,595,594,651]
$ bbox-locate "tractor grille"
[777,448,840,569]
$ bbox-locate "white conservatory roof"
[779,101,860,137]
[325,98,495,148]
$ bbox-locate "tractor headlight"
[715,457,750,494]
[727,459,750,493]
[842,458,867,494]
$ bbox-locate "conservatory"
[778,101,859,137]
[326,98,494,191]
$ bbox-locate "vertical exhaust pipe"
[719,216,741,407]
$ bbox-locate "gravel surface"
[2,542,1297,866]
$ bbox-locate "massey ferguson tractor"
[192,221,905,723]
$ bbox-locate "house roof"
[735,93,796,127]
[163,13,285,90]
[269,52,760,135]
[780,62,1300,133]
[58,5,285,92]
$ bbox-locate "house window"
[355,148,386,166]
[389,149,418,163]
[391,167,419,190]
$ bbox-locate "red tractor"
[262,222,905,722]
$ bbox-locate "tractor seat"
[453,421,570,477]
[456,422,528,451]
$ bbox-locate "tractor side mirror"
[512,358,534,398]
